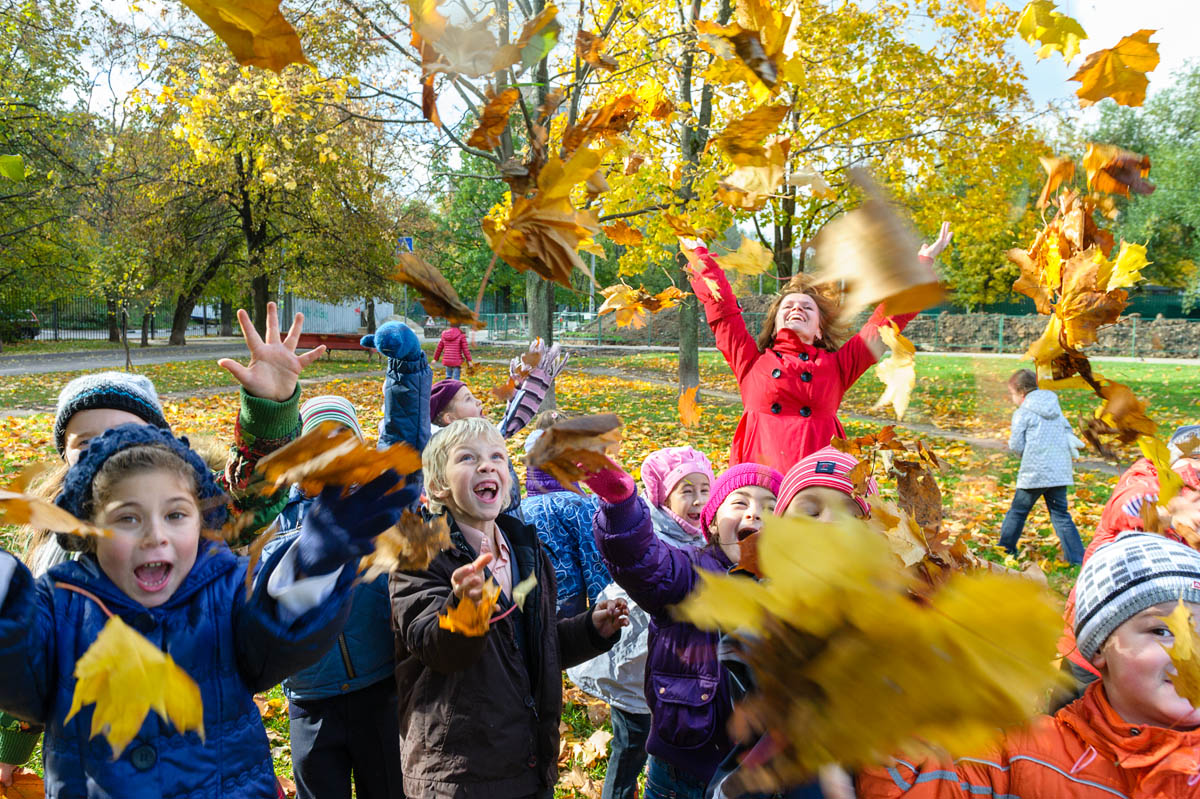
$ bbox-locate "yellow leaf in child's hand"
[512,572,538,611]
[1160,600,1200,708]
[678,386,702,428]
[438,579,502,637]
[65,615,204,757]
[0,489,111,540]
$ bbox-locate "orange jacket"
[857,683,1200,799]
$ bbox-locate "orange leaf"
[244,526,277,599]
[602,220,645,246]
[253,421,422,498]
[0,489,111,540]
[179,0,307,72]
[575,30,619,72]
[360,510,451,580]
[394,252,485,329]
[715,104,789,166]
[678,386,701,427]
[0,769,44,799]
[1082,143,1155,197]
[623,153,646,175]
[1070,29,1160,108]
[466,88,521,150]
[438,579,502,636]
[525,414,623,493]
[562,95,638,156]
[1036,155,1075,209]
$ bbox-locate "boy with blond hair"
[390,417,628,799]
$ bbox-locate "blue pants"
[998,486,1084,565]
[445,365,461,380]
[603,708,651,799]
[646,756,710,799]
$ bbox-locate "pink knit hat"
[700,462,783,538]
[776,446,876,517]
[640,446,715,508]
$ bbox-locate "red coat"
[857,682,1200,799]
[434,327,471,367]
[688,245,916,473]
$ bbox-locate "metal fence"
[0,293,227,343]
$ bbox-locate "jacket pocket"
[648,671,719,750]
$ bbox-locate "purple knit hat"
[700,462,784,539]
[641,446,715,508]
[430,379,465,423]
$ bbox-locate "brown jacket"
[390,513,617,799]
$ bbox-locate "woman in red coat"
[685,225,950,473]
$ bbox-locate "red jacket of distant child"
[688,245,920,473]
[434,326,471,367]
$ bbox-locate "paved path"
[0,341,248,377]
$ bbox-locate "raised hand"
[218,301,326,401]
[296,471,417,577]
[918,221,953,260]
[583,463,636,504]
[450,553,494,602]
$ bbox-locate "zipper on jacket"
[336,634,356,679]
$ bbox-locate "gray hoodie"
[1009,389,1084,489]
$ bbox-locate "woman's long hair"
[755,273,848,354]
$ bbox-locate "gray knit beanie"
[1168,424,1200,464]
[53,372,170,455]
[1074,531,1200,662]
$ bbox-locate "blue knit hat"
[56,424,226,549]
[53,372,170,455]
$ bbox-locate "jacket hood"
[1021,389,1063,420]
[443,327,465,341]
[648,502,704,547]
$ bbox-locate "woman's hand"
[218,301,325,401]
[0,762,15,788]
[450,553,494,602]
[918,221,953,260]
[591,597,630,638]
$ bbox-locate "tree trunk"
[140,310,151,347]
[775,185,796,280]
[220,300,234,336]
[252,273,271,336]
[675,256,700,391]
[366,298,377,333]
[524,272,556,408]
[107,297,121,342]
[169,298,194,346]
[170,239,236,345]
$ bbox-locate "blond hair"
[423,417,507,515]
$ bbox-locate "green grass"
[0,339,130,355]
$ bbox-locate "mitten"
[295,471,420,576]
[584,466,636,504]
[361,321,421,361]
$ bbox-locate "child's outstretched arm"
[361,322,433,454]
[587,464,703,615]
[0,554,54,734]
[389,554,493,672]
[499,341,569,439]
[681,241,760,382]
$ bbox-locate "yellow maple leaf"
[716,136,788,211]
[66,615,205,757]
[1102,240,1150,292]
[1015,1,1087,63]
[871,323,916,421]
[716,237,774,276]
[438,579,502,637]
[678,386,702,428]
[597,284,649,329]
[1070,29,1160,108]
[602,220,644,245]
[1159,600,1200,709]
[1138,435,1184,506]
[179,0,307,72]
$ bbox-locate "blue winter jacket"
[0,539,355,799]
[520,491,606,618]
[267,349,431,703]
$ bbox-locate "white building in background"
[290,298,396,333]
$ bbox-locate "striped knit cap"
[1074,531,1200,661]
[776,446,876,517]
[700,462,783,538]
[54,372,170,456]
[300,395,363,439]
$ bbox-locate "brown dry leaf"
[244,526,277,599]
[1056,249,1128,349]
[1037,155,1075,209]
[576,30,619,72]
[716,135,789,211]
[467,88,521,150]
[1159,600,1200,708]
[831,427,905,458]
[811,169,943,317]
[623,153,646,175]
[893,460,942,535]
[871,323,916,421]
[526,414,622,493]
[0,461,55,493]
[1097,380,1158,441]
[0,769,44,798]
[585,169,610,200]
[562,95,638,157]
[602,220,644,245]
[1070,29,1160,108]
[179,0,307,72]
[715,104,790,166]
[394,252,485,328]
[736,530,764,578]
[678,386,702,428]
[1082,143,1155,197]
[360,511,451,580]
[438,579,502,637]
[538,90,565,121]
[254,421,422,498]
[579,728,613,767]
[1009,248,1054,314]
[0,489,111,539]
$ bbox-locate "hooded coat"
[1009,389,1081,489]
[434,328,471,368]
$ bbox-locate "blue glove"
[360,321,421,361]
[295,471,421,576]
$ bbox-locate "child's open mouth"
[735,525,760,542]
[687,512,701,523]
[133,561,173,593]
[473,480,500,503]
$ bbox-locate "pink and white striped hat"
[776,446,875,517]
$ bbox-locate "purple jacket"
[593,493,733,781]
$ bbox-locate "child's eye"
[1150,626,1173,638]
[167,511,188,521]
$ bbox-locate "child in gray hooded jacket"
[998,369,1086,564]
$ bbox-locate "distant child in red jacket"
[434,324,472,379]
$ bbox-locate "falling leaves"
[716,237,774,276]
[1036,155,1075,209]
[525,414,622,492]
[597,284,687,328]
[244,525,277,598]
[253,421,422,498]
[394,252,486,329]
[0,770,43,798]
[716,135,789,211]
[1015,1,1087,62]
[1160,600,1200,709]
[467,88,521,150]
[1082,143,1155,197]
[695,0,804,102]
[601,220,645,245]
[561,95,639,157]
[715,104,790,165]
[576,30,619,72]
[1138,435,1184,506]
[179,0,307,72]
[491,341,546,402]
[871,323,916,421]
[360,511,451,581]
[438,578,502,637]
[678,386,702,428]
[512,572,538,610]
[66,615,205,757]
[1070,29,1160,108]
[0,489,111,540]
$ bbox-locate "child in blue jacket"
[0,423,413,798]
[265,321,430,799]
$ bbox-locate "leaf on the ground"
[1037,155,1075,209]
[360,511,451,580]
[277,775,297,798]
[438,578,502,637]
[575,30,619,72]
[871,323,916,421]
[253,693,286,721]
[1070,29,1160,107]
[393,251,485,329]
[602,220,644,245]
[254,421,421,498]
[179,0,307,71]
[467,88,521,150]
[526,414,622,493]
[717,237,774,276]
[1082,143,1155,197]
[579,728,613,767]
[0,489,111,539]
[244,525,277,599]
[0,769,43,798]
[679,386,702,428]
[716,136,789,211]
[513,572,538,610]
[893,459,942,535]
[1015,1,1087,62]
[715,104,790,165]
[66,614,205,757]
[1160,600,1200,708]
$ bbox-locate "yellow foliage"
[1159,600,1200,709]
[66,615,205,758]
[716,237,774,276]
[871,323,916,421]
[1015,1,1087,62]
